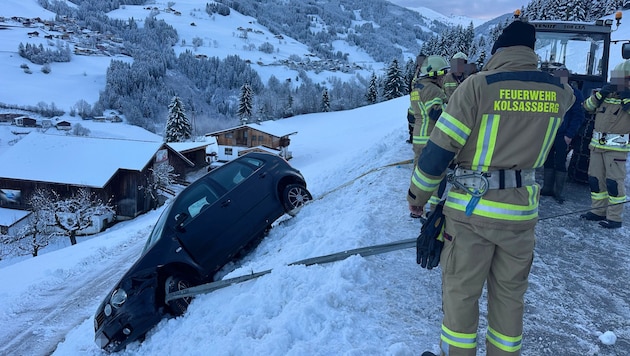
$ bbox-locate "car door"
[174,177,244,272]
[227,157,279,247]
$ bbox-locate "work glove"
[596,84,615,102]
[416,201,445,270]
[407,111,415,124]
[428,107,442,121]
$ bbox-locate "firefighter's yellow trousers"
[438,218,535,356]
[587,149,627,223]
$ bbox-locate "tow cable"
[165,159,414,303]
[165,160,630,303]
[165,238,416,302]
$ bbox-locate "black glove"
[597,84,615,100]
[416,201,446,270]
[407,111,415,124]
[428,107,442,121]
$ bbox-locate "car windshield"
[535,31,607,77]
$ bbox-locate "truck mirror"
[623,43,630,59]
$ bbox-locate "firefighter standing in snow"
[540,66,585,204]
[579,60,630,229]
[407,54,428,144]
[443,52,469,101]
[409,55,450,217]
[410,21,575,356]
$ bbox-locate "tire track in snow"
[0,230,147,356]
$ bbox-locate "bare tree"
[0,189,57,258]
[51,188,115,245]
[140,163,179,209]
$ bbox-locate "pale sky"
[388,0,530,21]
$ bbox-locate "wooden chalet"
[0,133,197,220]
[55,120,72,130]
[206,122,297,162]
[0,113,24,123]
[166,137,218,176]
[13,116,37,127]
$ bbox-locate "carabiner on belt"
[446,172,489,197]
[446,172,489,216]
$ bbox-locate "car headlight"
[110,289,128,308]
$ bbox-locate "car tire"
[282,183,312,216]
[165,275,193,316]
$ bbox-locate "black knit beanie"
[491,21,536,55]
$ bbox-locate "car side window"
[210,161,256,191]
[173,183,219,219]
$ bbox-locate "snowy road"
[0,220,152,356]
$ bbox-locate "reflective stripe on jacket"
[410,77,447,147]
[408,46,576,230]
[584,93,630,152]
[443,72,464,100]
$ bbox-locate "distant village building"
[13,116,37,127]
[206,122,296,162]
[0,113,24,123]
[55,120,72,130]
[39,119,52,129]
[0,206,31,236]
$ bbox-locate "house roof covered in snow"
[206,122,298,138]
[245,121,298,138]
[0,207,30,227]
[0,132,166,188]
[166,138,215,154]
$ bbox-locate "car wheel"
[282,183,312,216]
[165,275,193,316]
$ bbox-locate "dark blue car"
[94,152,311,352]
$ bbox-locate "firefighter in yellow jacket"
[407,54,428,144]
[409,55,449,218]
[410,21,575,356]
[443,52,468,100]
[580,60,630,229]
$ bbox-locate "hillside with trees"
[14,0,630,137]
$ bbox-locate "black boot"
[599,219,622,229]
[541,168,555,196]
[580,212,606,221]
[553,171,567,204]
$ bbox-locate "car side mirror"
[623,43,630,60]
[174,212,189,231]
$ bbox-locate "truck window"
[535,32,606,77]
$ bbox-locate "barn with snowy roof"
[0,133,197,220]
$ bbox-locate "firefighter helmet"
[425,55,450,77]
[611,60,630,79]
[452,52,468,61]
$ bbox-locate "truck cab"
[522,12,622,183]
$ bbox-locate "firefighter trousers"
[438,218,535,356]
[587,149,628,222]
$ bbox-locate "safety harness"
[446,167,537,216]
[592,131,630,146]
